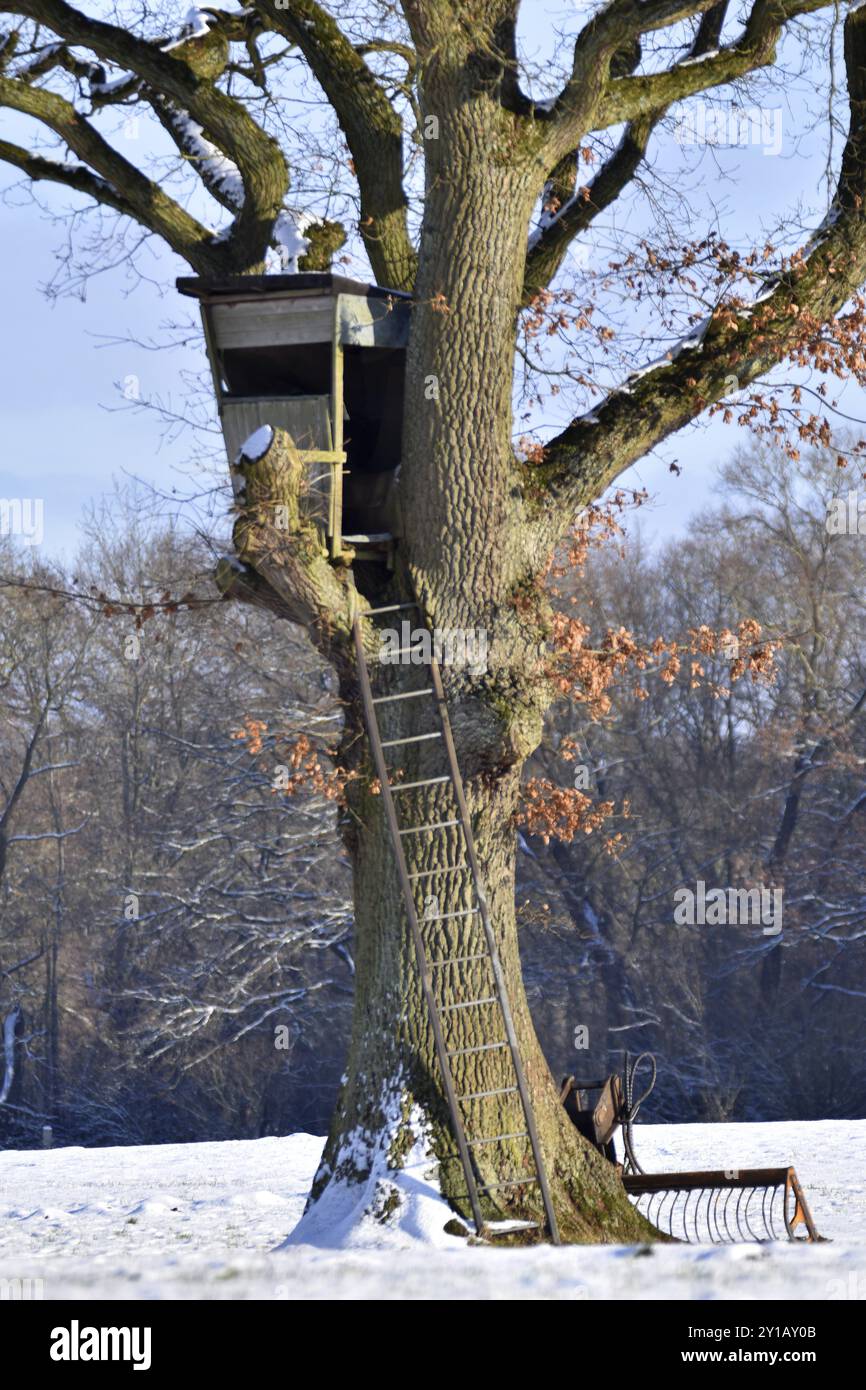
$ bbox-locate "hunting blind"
[177,273,411,562]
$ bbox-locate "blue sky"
[1,211,217,559]
[0,3,860,561]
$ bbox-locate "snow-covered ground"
[0,1120,864,1300]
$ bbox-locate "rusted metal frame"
[427,655,561,1246]
[352,617,486,1238]
[784,1168,822,1241]
[623,1167,792,1193]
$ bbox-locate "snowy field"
[0,1120,864,1300]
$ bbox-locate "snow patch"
[238,425,273,463]
[283,1092,462,1251]
[162,6,215,51]
[678,48,720,67]
[573,316,713,419]
[162,103,311,272]
[272,210,312,272]
[167,110,245,209]
[90,74,136,96]
[528,142,598,251]
[624,316,712,386]
[0,1122,864,1297]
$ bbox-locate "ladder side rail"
[428,655,562,1246]
[352,618,486,1237]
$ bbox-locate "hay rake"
[622,1167,821,1243]
[561,1054,823,1244]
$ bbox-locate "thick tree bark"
[300,757,655,1242]
[289,84,655,1244]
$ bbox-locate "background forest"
[2,440,865,1148]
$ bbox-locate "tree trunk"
[294,755,655,1242]
[288,90,657,1245]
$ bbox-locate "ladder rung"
[430,952,490,968]
[423,907,479,921]
[365,603,420,615]
[381,731,443,748]
[469,1132,530,1146]
[407,864,467,880]
[383,645,429,657]
[372,688,433,704]
[440,997,496,1012]
[447,1041,508,1057]
[478,1178,540,1192]
[485,1220,541,1232]
[390,776,450,792]
[399,819,460,835]
[459,1086,518,1101]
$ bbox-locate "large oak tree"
[2,0,865,1242]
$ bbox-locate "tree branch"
[4,0,289,269]
[540,0,718,156]
[532,8,866,542]
[522,114,655,304]
[255,0,416,290]
[522,7,728,302]
[597,0,831,128]
[0,133,133,216]
[218,428,358,665]
[0,74,227,271]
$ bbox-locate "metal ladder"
[353,601,560,1244]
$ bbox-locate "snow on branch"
[162,105,245,210]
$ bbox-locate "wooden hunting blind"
[177,273,412,561]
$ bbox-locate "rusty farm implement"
[561,1053,823,1243]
